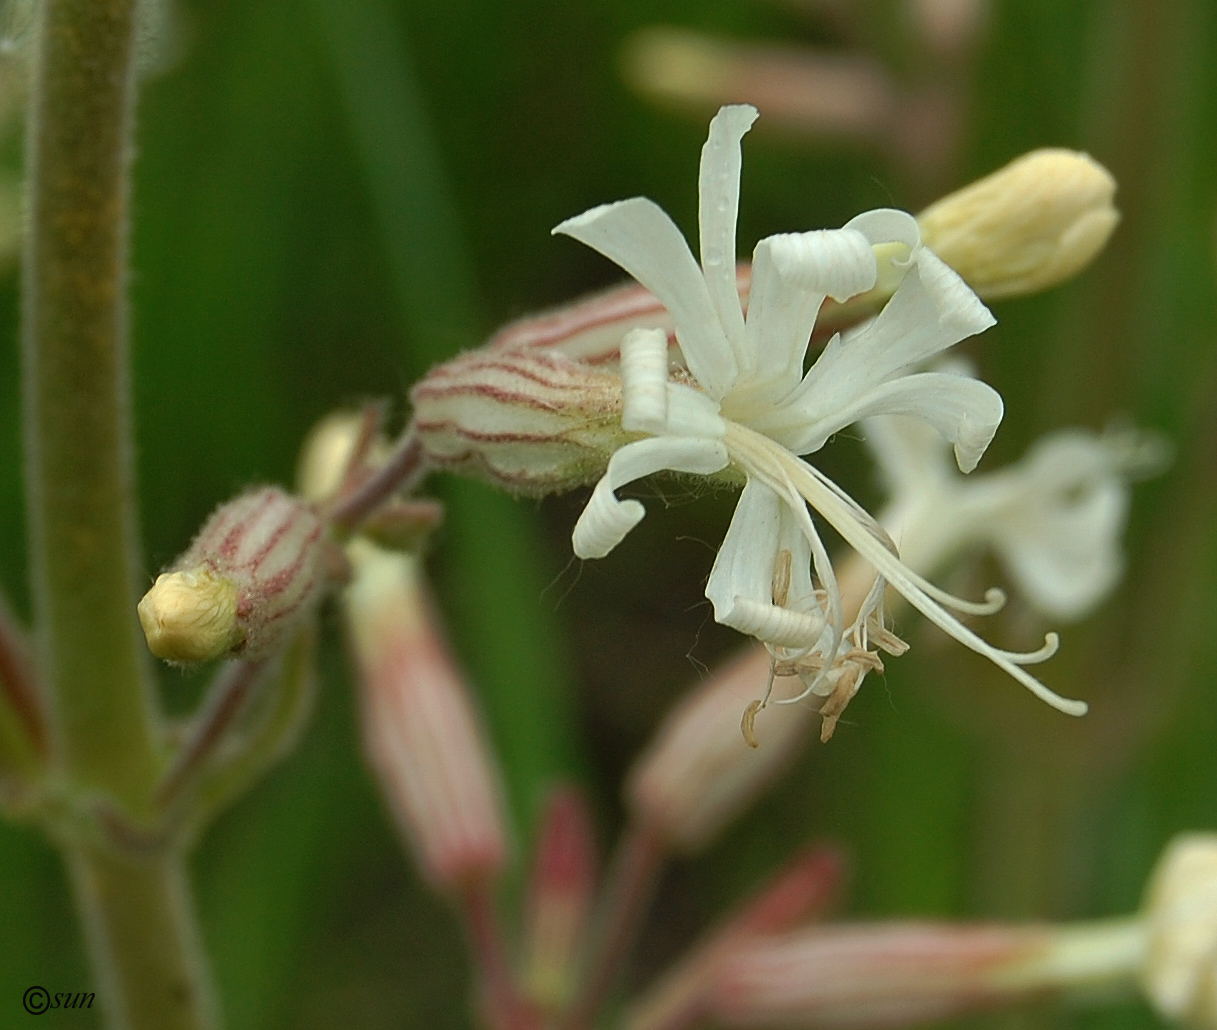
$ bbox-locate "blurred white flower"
[864,407,1168,620]
[554,104,1083,718]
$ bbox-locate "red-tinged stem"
[156,660,266,807]
[0,598,46,754]
[623,846,845,1030]
[460,881,543,1030]
[329,424,426,531]
[561,822,668,1030]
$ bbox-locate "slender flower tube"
[628,647,819,851]
[521,788,598,1009]
[710,919,1147,1028]
[553,104,1081,718]
[138,487,329,663]
[345,538,507,891]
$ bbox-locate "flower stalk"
[20,0,217,1025]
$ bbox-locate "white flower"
[553,104,1084,717]
[864,408,1168,621]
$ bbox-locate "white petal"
[664,382,728,438]
[861,414,954,496]
[699,105,757,359]
[572,437,729,559]
[843,207,922,249]
[554,197,738,399]
[705,479,825,648]
[772,372,1004,471]
[790,247,995,426]
[993,431,1130,620]
[620,327,671,434]
[738,229,875,398]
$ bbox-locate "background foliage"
[1,0,1215,1027]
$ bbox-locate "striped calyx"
[138,487,328,663]
[411,346,635,496]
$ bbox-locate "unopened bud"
[621,29,894,142]
[138,568,240,663]
[410,346,630,495]
[138,487,328,663]
[296,410,383,504]
[1142,833,1217,1028]
[711,919,1144,1028]
[345,538,507,890]
[918,149,1119,299]
[521,788,598,1009]
[628,648,817,853]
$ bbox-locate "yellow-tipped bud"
[918,149,1119,299]
[137,568,241,663]
[139,487,330,664]
[1142,833,1217,1028]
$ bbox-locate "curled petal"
[776,372,1004,472]
[790,248,995,434]
[706,480,825,648]
[573,437,729,559]
[739,229,875,399]
[554,197,738,399]
[843,207,922,249]
[621,327,671,434]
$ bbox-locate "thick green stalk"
[67,849,218,1030]
[22,0,158,802]
[21,1,217,1028]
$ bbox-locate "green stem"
[21,0,218,1026]
[23,0,158,802]
[67,847,218,1030]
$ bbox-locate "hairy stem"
[22,0,158,803]
[67,847,218,1030]
[21,1,218,1026]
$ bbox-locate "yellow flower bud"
[139,487,329,664]
[137,568,241,663]
[1142,833,1217,1028]
[918,149,1119,299]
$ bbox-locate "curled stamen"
[741,699,762,748]
[725,423,1086,716]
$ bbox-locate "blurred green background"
[1,0,1216,1026]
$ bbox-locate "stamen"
[741,699,762,748]
[772,548,792,607]
[724,422,1087,717]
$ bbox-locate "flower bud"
[138,568,241,663]
[627,647,817,853]
[711,922,1088,1028]
[296,410,382,504]
[138,487,328,663]
[345,538,508,891]
[521,788,598,1009]
[410,346,631,495]
[917,149,1118,300]
[621,28,894,142]
[1141,833,1217,1028]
